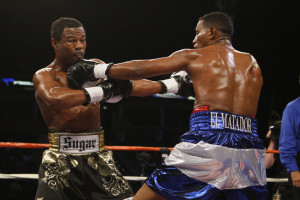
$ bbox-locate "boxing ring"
[0,142,287,183]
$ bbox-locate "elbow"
[265,162,272,169]
[43,94,62,109]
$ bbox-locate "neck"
[209,37,232,47]
[53,58,69,72]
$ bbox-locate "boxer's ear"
[51,38,58,50]
[209,26,217,41]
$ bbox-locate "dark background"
[0,0,299,199]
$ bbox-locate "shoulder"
[170,48,211,60]
[287,98,300,107]
[233,49,255,62]
[295,97,300,104]
[32,66,55,85]
[286,97,300,110]
[240,52,261,74]
[33,66,54,78]
[283,98,300,117]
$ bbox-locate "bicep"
[140,56,188,76]
[33,73,86,108]
[144,49,201,77]
[33,72,70,101]
[33,72,59,97]
[35,80,61,100]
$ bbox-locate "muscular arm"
[131,79,162,97]
[33,68,87,109]
[108,49,199,80]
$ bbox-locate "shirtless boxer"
[32,17,182,200]
[68,12,267,200]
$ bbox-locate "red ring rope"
[0,142,173,151]
[0,142,278,153]
[0,142,49,148]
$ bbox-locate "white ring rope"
[0,173,288,182]
[0,173,147,181]
[266,178,288,183]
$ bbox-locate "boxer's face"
[193,20,211,49]
[54,27,87,65]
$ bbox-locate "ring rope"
[0,142,173,151]
[0,173,147,181]
[0,142,278,153]
[0,142,284,182]
[0,173,287,182]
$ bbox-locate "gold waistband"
[48,130,105,153]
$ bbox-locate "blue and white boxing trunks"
[146,106,267,200]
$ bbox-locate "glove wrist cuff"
[82,88,91,106]
[83,87,104,104]
[94,63,114,79]
[158,81,167,94]
[159,78,179,94]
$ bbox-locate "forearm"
[131,79,162,97]
[108,55,187,80]
[265,141,275,169]
[265,154,275,169]
[108,60,164,80]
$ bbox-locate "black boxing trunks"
[35,129,133,200]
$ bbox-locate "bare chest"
[55,72,69,88]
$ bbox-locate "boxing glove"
[67,59,114,89]
[159,71,195,97]
[82,78,132,105]
[97,78,132,101]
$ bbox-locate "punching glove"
[67,59,114,89]
[96,78,132,101]
[82,78,132,105]
[159,71,195,97]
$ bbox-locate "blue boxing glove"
[67,59,114,89]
